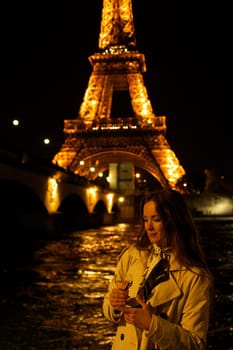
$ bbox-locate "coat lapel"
[150,274,181,306]
[148,255,184,306]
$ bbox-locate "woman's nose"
[147,220,153,229]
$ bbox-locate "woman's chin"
[149,236,160,244]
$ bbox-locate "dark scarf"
[137,257,170,302]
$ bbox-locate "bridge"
[0,0,188,240]
[0,148,133,237]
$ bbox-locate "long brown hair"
[136,189,210,272]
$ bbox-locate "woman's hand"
[109,288,129,311]
[121,296,153,330]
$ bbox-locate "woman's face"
[143,200,165,244]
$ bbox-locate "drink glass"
[115,279,141,307]
[115,280,133,291]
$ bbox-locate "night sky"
[1,1,232,181]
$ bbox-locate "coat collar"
[149,272,181,306]
[144,246,185,306]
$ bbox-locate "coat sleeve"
[144,272,211,350]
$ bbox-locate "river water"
[0,219,232,350]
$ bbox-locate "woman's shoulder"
[116,244,148,262]
[117,244,137,259]
[170,258,212,286]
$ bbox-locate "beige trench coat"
[102,245,211,350]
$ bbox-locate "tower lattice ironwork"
[52,0,186,191]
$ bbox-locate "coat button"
[120,333,125,340]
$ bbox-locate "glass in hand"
[115,280,133,291]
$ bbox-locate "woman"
[102,189,213,350]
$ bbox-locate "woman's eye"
[153,218,161,222]
[143,217,161,223]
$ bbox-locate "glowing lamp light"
[43,138,50,145]
[46,176,60,212]
[106,193,114,213]
[12,119,19,126]
[86,186,97,213]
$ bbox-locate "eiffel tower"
[52,0,186,193]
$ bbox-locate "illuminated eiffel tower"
[53,0,186,193]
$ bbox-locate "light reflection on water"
[32,223,137,350]
[0,221,232,350]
